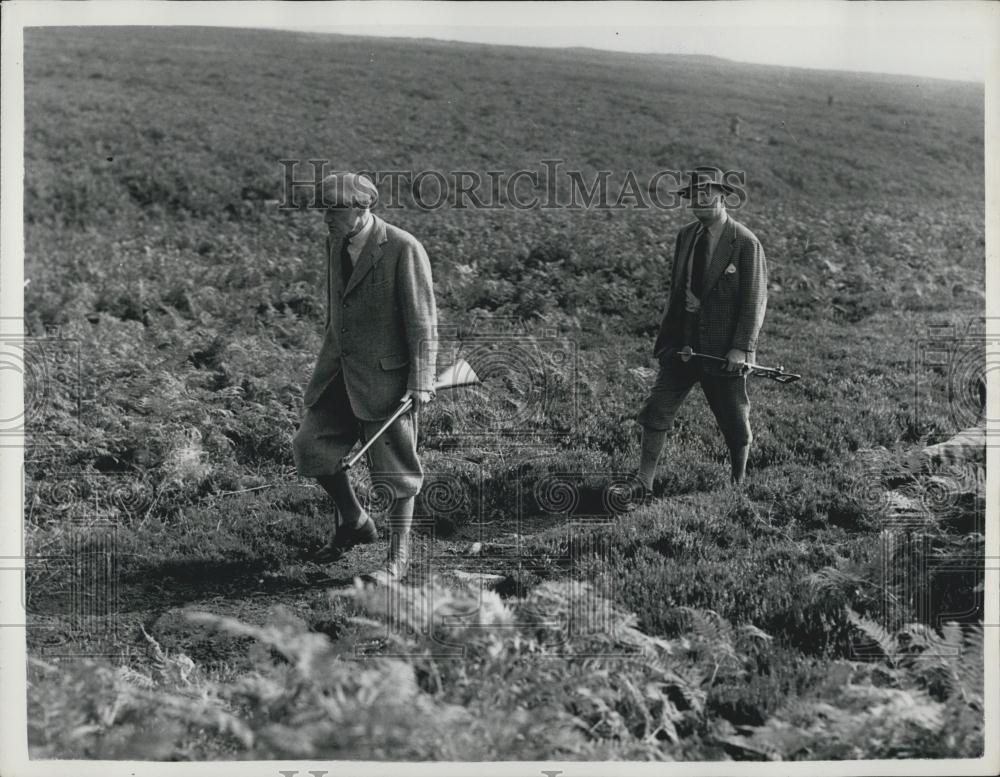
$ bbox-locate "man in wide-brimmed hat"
[293,172,437,580]
[633,166,767,491]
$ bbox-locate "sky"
[267,1,995,82]
[4,0,995,82]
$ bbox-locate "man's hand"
[724,348,749,373]
[684,288,702,313]
[402,389,434,414]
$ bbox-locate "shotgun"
[338,358,481,472]
[678,346,801,384]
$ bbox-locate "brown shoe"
[313,514,378,563]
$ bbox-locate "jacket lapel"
[669,223,699,312]
[343,215,387,297]
[700,218,736,297]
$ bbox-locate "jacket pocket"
[379,353,410,371]
[716,270,738,299]
[369,260,392,286]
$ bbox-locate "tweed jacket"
[303,215,438,420]
[653,216,767,376]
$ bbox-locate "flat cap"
[320,172,379,208]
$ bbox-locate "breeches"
[293,372,423,498]
[637,355,752,448]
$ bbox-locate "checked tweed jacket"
[302,214,438,420]
[653,216,767,376]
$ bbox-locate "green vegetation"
[23,27,985,760]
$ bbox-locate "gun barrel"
[339,359,482,472]
[678,348,800,382]
[341,397,414,471]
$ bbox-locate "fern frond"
[846,607,898,663]
[807,565,864,597]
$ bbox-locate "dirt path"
[27,509,574,668]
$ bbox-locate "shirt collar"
[700,211,728,238]
[347,212,374,246]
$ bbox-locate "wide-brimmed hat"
[320,172,379,208]
[674,166,739,198]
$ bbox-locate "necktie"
[690,228,709,298]
[340,236,353,287]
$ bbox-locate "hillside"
[25,26,984,222]
[21,26,986,762]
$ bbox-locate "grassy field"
[22,27,986,761]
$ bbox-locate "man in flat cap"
[633,166,767,492]
[294,172,437,579]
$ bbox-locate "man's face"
[687,185,725,224]
[324,205,366,237]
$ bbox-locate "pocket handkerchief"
[725,263,737,274]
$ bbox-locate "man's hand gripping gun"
[678,346,801,384]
